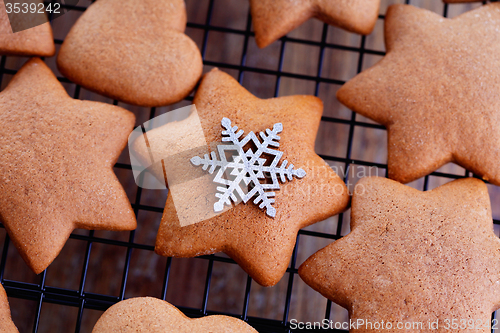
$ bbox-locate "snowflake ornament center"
[190,117,306,218]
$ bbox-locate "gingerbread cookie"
[250,0,380,48]
[92,297,257,332]
[337,4,500,185]
[0,58,136,274]
[0,0,55,56]
[299,177,500,332]
[57,0,202,107]
[0,285,18,333]
[143,68,349,287]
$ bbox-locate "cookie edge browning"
[0,285,19,333]
[91,297,258,333]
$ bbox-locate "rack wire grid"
[1,0,500,332]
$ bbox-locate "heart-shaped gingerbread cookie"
[92,297,257,332]
[57,0,202,107]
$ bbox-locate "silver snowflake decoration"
[190,117,306,218]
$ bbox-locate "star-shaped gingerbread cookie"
[92,297,257,332]
[250,0,380,48]
[0,58,137,274]
[145,68,349,287]
[337,4,500,185]
[0,285,18,333]
[299,177,500,331]
[0,0,55,56]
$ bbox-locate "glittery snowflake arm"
[221,117,244,145]
[253,191,276,218]
[190,151,226,174]
[215,186,236,212]
[274,160,306,183]
[258,123,282,148]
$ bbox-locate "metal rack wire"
[0,0,499,332]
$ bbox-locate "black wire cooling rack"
[1,0,499,332]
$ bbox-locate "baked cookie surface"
[92,297,257,332]
[0,285,18,333]
[0,0,54,56]
[250,0,380,48]
[150,68,349,287]
[0,58,136,274]
[299,177,500,332]
[57,0,202,107]
[337,4,500,185]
